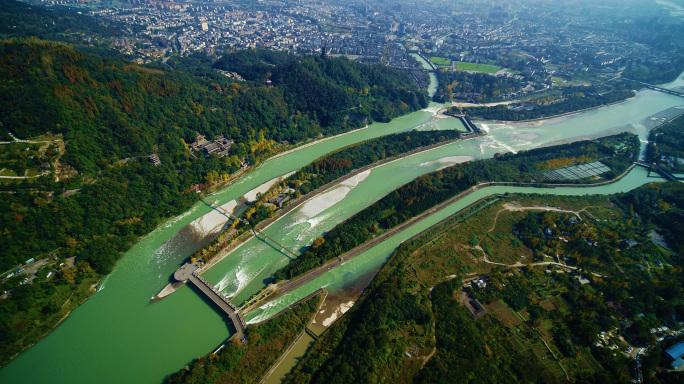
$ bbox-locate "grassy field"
[455,62,502,73]
[479,209,533,265]
[430,56,451,66]
[402,194,617,285]
[489,300,525,328]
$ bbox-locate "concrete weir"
[442,111,483,136]
[154,281,185,300]
[164,262,247,341]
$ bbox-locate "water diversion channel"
[1,64,683,383]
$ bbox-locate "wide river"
[1,65,683,383]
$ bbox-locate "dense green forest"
[284,228,561,384]
[615,182,684,257]
[646,114,684,173]
[0,38,426,270]
[433,69,523,103]
[457,89,635,121]
[285,183,684,384]
[214,49,429,126]
[1,42,426,175]
[282,198,561,384]
[166,293,321,384]
[274,133,639,281]
[423,278,561,384]
[0,36,426,366]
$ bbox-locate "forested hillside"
[0,36,426,364]
[214,49,429,126]
[0,38,427,270]
[286,183,684,384]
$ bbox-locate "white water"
[215,266,250,297]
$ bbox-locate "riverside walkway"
[174,262,247,339]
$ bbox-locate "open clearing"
[455,62,502,73]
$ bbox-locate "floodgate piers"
[173,262,247,341]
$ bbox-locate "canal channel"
[0,62,682,383]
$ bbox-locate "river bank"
[259,271,377,384]
[194,134,472,281]
[257,289,327,384]
[203,126,371,196]
[247,150,640,312]
[496,97,637,125]
[439,96,637,129]
[247,161,657,383]
[3,278,100,368]
[1,65,681,384]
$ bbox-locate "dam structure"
[156,195,300,342]
[173,262,247,341]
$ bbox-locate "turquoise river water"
[1,66,683,383]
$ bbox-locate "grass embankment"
[165,292,323,384]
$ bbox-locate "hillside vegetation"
[214,49,429,126]
[0,38,426,270]
[0,37,426,366]
[286,182,684,384]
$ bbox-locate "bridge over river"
[622,78,684,98]
[174,263,247,340]
[634,161,680,181]
[156,196,299,341]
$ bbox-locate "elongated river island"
[1,66,683,383]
